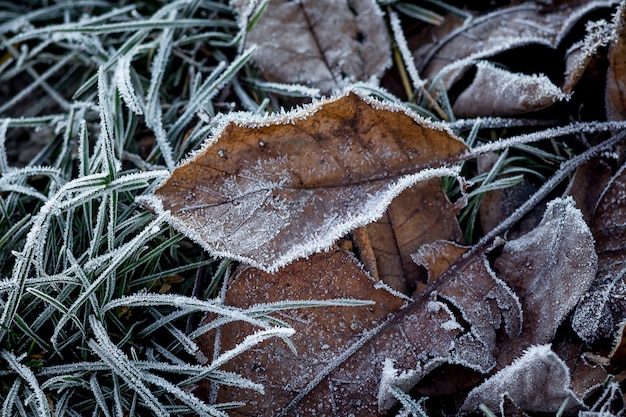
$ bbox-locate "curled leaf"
[420,1,617,117]
[563,19,613,95]
[420,2,612,83]
[142,90,467,272]
[452,61,569,117]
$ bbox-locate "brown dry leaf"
[411,240,468,283]
[355,178,463,294]
[493,197,597,364]
[410,13,466,73]
[606,2,626,120]
[196,244,521,416]
[573,162,626,342]
[554,335,609,401]
[142,90,468,273]
[233,0,391,94]
[451,198,598,414]
[567,156,617,224]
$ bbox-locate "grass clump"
[0,1,319,415]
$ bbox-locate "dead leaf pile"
[138,1,626,415]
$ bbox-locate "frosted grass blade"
[1,379,20,417]
[88,317,168,417]
[145,11,177,171]
[1,351,51,417]
[168,48,254,142]
[90,373,112,417]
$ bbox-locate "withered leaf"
[421,1,615,81]
[573,162,626,342]
[554,336,609,401]
[461,345,585,414]
[606,2,626,120]
[143,90,468,272]
[452,62,569,117]
[233,0,391,94]
[493,197,597,362]
[355,178,464,294]
[566,156,617,224]
[197,244,521,416]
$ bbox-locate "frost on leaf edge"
[173,85,467,171]
[139,167,462,273]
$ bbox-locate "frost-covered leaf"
[195,242,521,416]
[233,0,391,94]
[452,62,569,117]
[493,197,597,361]
[461,345,585,414]
[606,2,626,120]
[573,162,626,342]
[554,336,609,402]
[143,89,467,272]
[609,321,626,369]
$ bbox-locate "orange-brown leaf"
[143,90,467,272]
[357,179,463,293]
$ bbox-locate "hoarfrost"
[377,358,421,412]
[389,10,424,92]
[421,1,618,85]
[144,10,177,171]
[572,274,625,342]
[461,345,585,414]
[114,54,144,115]
[470,120,626,159]
[197,246,521,415]
[564,19,613,93]
[244,79,321,98]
